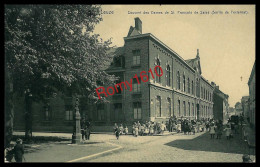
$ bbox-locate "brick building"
[248,61,255,128]
[98,17,214,130]
[241,96,249,121]
[211,83,229,124]
[13,17,215,133]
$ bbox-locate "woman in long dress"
[224,125,232,140]
[134,125,139,137]
[149,123,154,135]
[209,123,216,139]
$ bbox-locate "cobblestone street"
[12,129,255,162]
[80,132,254,162]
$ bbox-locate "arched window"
[167,98,171,117]
[192,80,194,95]
[183,74,186,92]
[166,65,171,86]
[156,59,161,83]
[177,71,180,90]
[156,96,161,117]
[188,78,190,94]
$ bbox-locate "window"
[156,59,161,83]
[114,56,122,67]
[133,50,140,65]
[201,87,203,98]
[65,105,73,121]
[192,80,194,95]
[188,78,190,94]
[177,71,180,90]
[204,89,206,99]
[192,103,194,116]
[201,105,203,117]
[133,77,141,93]
[166,65,171,86]
[133,102,142,120]
[188,102,190,116]
[178,100,181,116]
[97,103,105,121]
[196,79,200,97]
[112,103,122,121]
[183,74,186,92]
[44,105,52,121]
[115,80,122,94]
[183,101,186,116]
[156,96,161,117]
[167,98,171,117]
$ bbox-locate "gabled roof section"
[185,49,202,74]
[127,26,141,37]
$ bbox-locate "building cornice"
[124,33,196,73]
[124,33,215,89]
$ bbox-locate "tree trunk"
[25,92,33,141]
[5,70,14,148]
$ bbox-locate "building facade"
[211,83,229,124]
[241,96,250,121]
[13,17,215,133]
[234,102,243,116]
[248,61,255,127]
[102,17,214,130]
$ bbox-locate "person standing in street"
[115,125,120,140]
[85,121,91,140]
[224,124,232,140]
[81,118,86,141]
[209,123,216,139]
[13,138,24,163]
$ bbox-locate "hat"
[16,138,22,143]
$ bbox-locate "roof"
[105,47,125,71]
[248,61,255,85]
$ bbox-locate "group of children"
[132,121,166,137]
[113,121,167,139]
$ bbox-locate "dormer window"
[114,55,125,68]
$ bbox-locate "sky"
[93,5,255,107]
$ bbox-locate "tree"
[5,5,116,146]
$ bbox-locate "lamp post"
[72,95,81,144]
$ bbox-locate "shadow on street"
[164,132,252,155]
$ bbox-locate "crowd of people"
[112,116,240,141]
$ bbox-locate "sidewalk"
[13,131,177,140]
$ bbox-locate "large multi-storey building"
[248,61,255,128]
[13,17,215,132]
[100,17,214,128]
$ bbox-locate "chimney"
[135,17,142,34]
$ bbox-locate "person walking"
[209,123,216,139]
[216,125,223,139]
[85,121,91,140]
[134,124,139,137]
[224,124,232,140]
[13,138,24,163]
[149,122,154,135]
[81,118,86,141]
[124,125,128,135]
[115,125,120,140]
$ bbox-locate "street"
[19,130,254,162]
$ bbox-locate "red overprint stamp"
[96,65,163,100]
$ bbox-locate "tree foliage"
[5,4,117,101]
